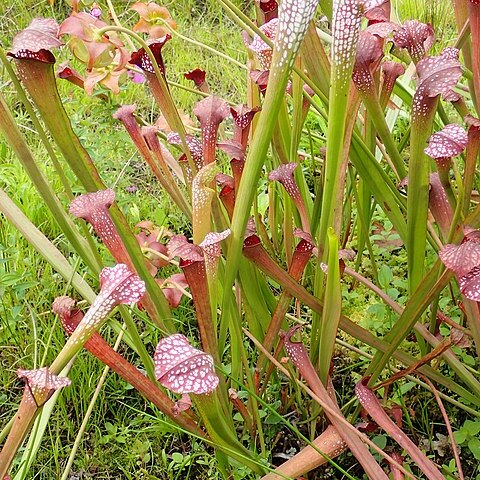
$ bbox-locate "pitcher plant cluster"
[1,0,480,478]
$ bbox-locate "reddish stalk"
[261,425,347,479]
[230,104,261,151]
[356,378,444,480]
[429,173,454,239]
[69,189,172,332]
[268,163,310,233]
[217,140,245,195]
[280,327,389,479]
[53,296,203,435]
[256,238,314,373]
[228,388,253,432]
[216,174,236,219]
[181,258,218,362]
[377,337,453,389]
[168,235,219,363]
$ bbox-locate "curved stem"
[105,0,136,50]
[157,18,248,70]
[96,25,193,166]
[127,64,214,100]
[142,247,179,266]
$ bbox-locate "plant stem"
[317,228,341,384]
